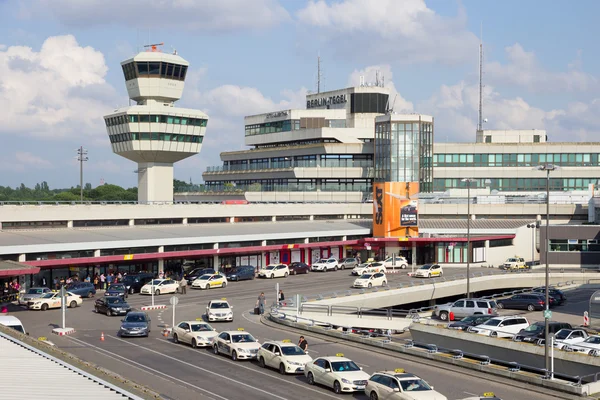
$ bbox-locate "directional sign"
[170,296,179,306]
[544,310,552,319]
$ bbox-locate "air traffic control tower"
[104,43,208,203]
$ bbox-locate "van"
[0,316,26,334]
[122,273,154,294]
[225,265,255,281]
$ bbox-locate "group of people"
[1,280,21,302]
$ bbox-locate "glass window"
[180,65,188,80]
[148,62,160,75]
[139,115,150,123]
[129,115,138,123]
[166,63,174,77]
[160,63,168,77]
[173,65,181,79]
[136,62,149,76]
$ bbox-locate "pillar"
[158,246,165,274]
[94,250,101,257]
[18,254,26,262]
[182,217,188,225]
[309,215,314,221]
[411,242,417,268]
[213,243,219,272]
[230,217,235,224]
[67,220,73,228]
[129,219,134,226]
[272,216,276,222]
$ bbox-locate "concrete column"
[18,254,26,262]
[304,238,309,244]
[213,243,219,272]
[309,215,314,221]
[230,217,235,224]
[342,236,347,241]
[157,246,165,274]
[485,240,490,264]
[94,250,101,257]
[272,216,276,222]
[182,217,188,225]
[411,242,417,268]
[261,240,267,246]
[343,214,348,219]
[129,219,134,226]
[0,222,2,230]
[67,220,73,228]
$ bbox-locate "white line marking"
[241,309,263,325]
[157,338,341,399]
[464,392,478,396]
[356,362,370,368]
[66,336,226,400]
[108,335,290,400]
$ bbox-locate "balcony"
[203,159,373,174]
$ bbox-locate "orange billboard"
[373,182,419,238]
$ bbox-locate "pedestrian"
[257,292,266,315]
[41,277,47,287]
[100,273,106,290]
[356,253,361,264]
[179,276,187,294]
[93,274,99,289]
[53,277,59,290]
[106,273,113,287]
[278,289,285,305]
[298,335,308,352]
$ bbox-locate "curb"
[52,328,76,336]
[140,305,167,311]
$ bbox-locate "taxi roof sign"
[221,298,227,300]
[195,318,204,321]
[394,368,405,373]
[282,339,292,343]
[483,393,496,398]
[335,353,344,357]
[237,328,245,331]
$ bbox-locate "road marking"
[108,335,290,400]
[66,336,227,400]
[156,338,341,399]
[241,309,263,325]
[464,392,478,396]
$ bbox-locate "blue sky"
[0,0,599,189]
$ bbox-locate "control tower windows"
[109,132,203,144]
[148,62,161,75]
[122,63,137,81]
[126,61,188,81]
[137,62,149,75]
[105,115,207,127]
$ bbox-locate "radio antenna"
[317,55,322,93]
[477,23,484,133]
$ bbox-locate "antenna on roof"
[144,42,164,52]
[477,23,484,133]
[385,94,397,114]
[316,55,322,93]
[359,75,365,87]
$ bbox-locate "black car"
[514,321,573,343]
[532,287,567,305]
[65,282,96,298]
[447,314,495,331]
[95,297,131,316]
[289,262,310,275]
[224,265,255,281]
[119,311,151,337]
[185,268,215,284]
[497,293,548,311]
[105,283,128,299]
[121,273,154,294]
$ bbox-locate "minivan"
[0,316,26,334]
[122,273,154,294]
[225,265,255,281]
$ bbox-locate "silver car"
[19,287,52,305]
[434,298,498,321]
[339,258,358,270]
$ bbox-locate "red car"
[288,262,310,275]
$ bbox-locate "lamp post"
[76,146,89,202]
[536,163,557,376]
[526,222,540,268]
[461,178,477,298]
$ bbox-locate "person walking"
[298,335,308,352]
[278,289,285,306]
[257,292,266,315]
[179,276,187,294]
[100,273,106,290]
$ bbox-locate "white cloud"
[0,34,118,139]
[296,0,479,65]
[30,0,289,32]
[486,43,598,93]
[347,64,413,112]
[15,151,52,167]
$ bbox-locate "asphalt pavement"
[8,269,580,400]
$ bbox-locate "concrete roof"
[419,219,532,233]
[0,220,371,255]
[0,260,40,277]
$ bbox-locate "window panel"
[136,62,149,75]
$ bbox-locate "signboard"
[170,296,179,306]
[269,251,280,264]
[373,181,419,238]
[123,254,134,261]
[543,310,552,319]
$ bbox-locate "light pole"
[537,163,557,376]
[462,178,476,298]
[76,146,88,202]
[526,222,539,268]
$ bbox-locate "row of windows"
[122,61,188,81]
[433,178,600,192]
[550,239,600,252]
[105,114,207,127]
[204,178,372,192]
[244,119,346,136]
[210,154,373,172]
[109,132,204,144]
[434,153,600,167]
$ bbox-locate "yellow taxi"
[191,273,228,289]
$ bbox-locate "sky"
[1,0,599,189]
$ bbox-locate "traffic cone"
[100,332,105,341]
[162,329,169,337]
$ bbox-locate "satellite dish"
[484,118,488,123]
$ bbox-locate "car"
[470,316,530,338]
[206,299,234,322]
[352,262,386,276]
[532,287,567,305]
[191,273,228,289]
[366,369,448,400]
[257,264,289,279]
[119,311,151,337]
[448,315,496,331]
[257,340,313,374]
[224,265,255,281]
[304,354,370,394]
[288,262,310,275]
[353,272,387,288]
[185,268,215,284]
[65,282,96,298]
[434,298,498,321]
[380,256,408,270]
[27,291,82,311]
[0,316,26,334]
[564,335,600,355]
[19,287,52,305]
[497,293,548,311]
[140,279,180,295]
[414,264,443,278]
[172,321,218,348]
[459,393,502,400]
[94,296,131,316]
[500,256,526,270]
[513,321,573,343]
[121,273,154,294]
[105,283,128,299]
[311,258,339,272]
[212,329,260,361]
[553,328,589,350]
[339,258,359,270]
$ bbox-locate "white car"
[339,258,359,270]
[304,354,370,394]
[206,299,234,322]
[191,273,228,289]
[353,272,387,288]
[257,264,289,279]
[19,287,52,305]
[414,264,443,278]
[352,262,386,276]
[366,369,448,400]
[311,258,339,272]
[257,340,313,374]
[140,279,180,295]
[172,321,218,348]
[27,291,82,311]
[564,335,600,355]
[212,329,260,361]
[380,256,408,269]
[553,328,589,350]
[469,316,529,338]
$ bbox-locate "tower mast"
[477,25,484,133]
[317,55,321,94]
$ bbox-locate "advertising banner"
[373,181,419,238]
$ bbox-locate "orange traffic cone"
[100,332,105,341]
[163,329,169,337]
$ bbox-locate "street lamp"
[461,178,477,299]
[536,163,558,376]
[526,222,540,268]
